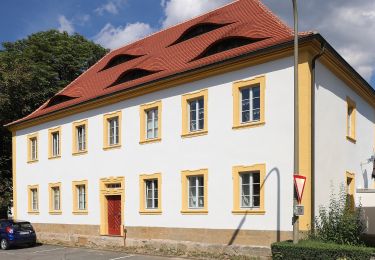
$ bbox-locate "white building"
[6,0,375,247]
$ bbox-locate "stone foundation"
[32,223,291,258]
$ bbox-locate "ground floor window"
[139,173,162,214]
[48,182,62,214]
[181,169,208,214]
[72,180,88,214]
[28,185,39,214]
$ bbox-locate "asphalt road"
[0,244,186,260]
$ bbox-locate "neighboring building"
[6,0,375,248]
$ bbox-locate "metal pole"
[292,0,299,244]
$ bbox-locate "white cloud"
[161,0,232,28]
[57,15,74,34]
[95,0,127,16]
[94,22,153,49]
[261,0,375,82]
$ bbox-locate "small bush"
[271,240,375,260]
[310,184,366,245]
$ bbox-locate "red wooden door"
[107,195,121,236]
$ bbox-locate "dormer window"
[45,95,77,108]
[101,54,143,71]
[108,69,159,88]
[170,23,229,46]
[193,36,266,61]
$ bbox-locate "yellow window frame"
[232,75,266,129]
[27,185,39,214]
[346,97,356,143]
[72,180,88,215]
[139,173,162,214]
[103,111,122,150]
[181,89,208,138]
[181,168,208,214]
[48,126,62,159]
[49,182,62,215]
[27,133,38,163]
[139,101,162,144]
[232,163,266,215]
[72,119,88,155]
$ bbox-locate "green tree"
[0,30,108,215]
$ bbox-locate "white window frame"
[53,187,60,211]
[52,132,60,157]
[31,188,38,211]
[76,125,86,152]
[146,108,159,140]
[240,85,260,124]
[188,98,204,132]
[145,179,158,209]
[188,175,204,209]
[77,185,86,210]
[30,137,37,161]
[240,172,260,209]
[108,117,119,146]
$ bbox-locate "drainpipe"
[311,41,325,230]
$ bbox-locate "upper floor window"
[181,169,208,214]
[233,76,265,129]
[139,101,162,144]
[72,120,88,155]
[232,164,265,214]
[48,127,61,159]
[27,133,38,163]
[346,97,356,142]
[181,89,208,138]
[103,111,122,150]
[139,173,162,214]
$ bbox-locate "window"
[346,172,355,210]
[232,164,265,214]
[139,173,162,214]
[139,101,162,144]
[193,36,265,61]
[27,185,39,214]
[72,180,88,214]
[188,176,204,208]
[101,54,143,71]
[233,76,265,129]
[346,97,356,142]
[49,183,62,214]
[27,133,38,163]
[103,111,122,149]
[181,169,208,214]
[240,172,260,208]
[72,120,88,155]
[108,69,159,88]
[106,183,121,189]
[181,89,208,137]
[48,127,62,159]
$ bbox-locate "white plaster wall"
[15,57,295,232]
[315,61,375,214]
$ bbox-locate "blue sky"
[1,0,374,87]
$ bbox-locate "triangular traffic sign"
[294,175,306,205]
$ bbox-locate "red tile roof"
[11,0,306,125]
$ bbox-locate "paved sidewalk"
[0,244,186,260]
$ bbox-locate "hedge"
[271,240,375,260]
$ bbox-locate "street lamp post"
[292,0,299,244]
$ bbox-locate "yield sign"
[294,175,306,205]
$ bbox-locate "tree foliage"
[0,30,108,213]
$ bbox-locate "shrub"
[310,184,366,245]
[271,240,375,260]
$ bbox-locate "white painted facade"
[13,55,375,238]
[315,62,375,214]
[15,57,296,232]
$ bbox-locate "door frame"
[99,177,125,236]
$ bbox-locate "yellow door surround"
[99,177,125,236]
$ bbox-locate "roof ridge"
[109,0,240,53]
